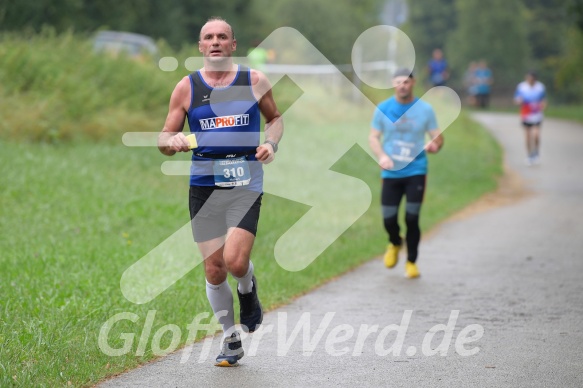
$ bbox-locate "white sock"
[205,279,235,336]
[233,261,254,294]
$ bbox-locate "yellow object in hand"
[186,134,198,149]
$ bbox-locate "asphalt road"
[98,112,583,388]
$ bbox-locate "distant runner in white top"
[514,70,547,166]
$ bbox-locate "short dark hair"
[393,68,414,78]
[201,16,235,40]
[527,70,537,78]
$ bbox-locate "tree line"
[1,0,582,102]
[407,0,583,102]
[0,0,381,64]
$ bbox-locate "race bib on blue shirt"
[213,156,251,187]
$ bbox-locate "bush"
[0,30,177,143]
[554,28,583,104]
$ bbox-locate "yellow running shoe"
[405,261,420,278]
[383,243,401,268]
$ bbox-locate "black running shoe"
[237,275,263,333]
[215,331,244,367]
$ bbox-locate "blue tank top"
[187,65,263,191]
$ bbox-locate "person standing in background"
[427,48,449,87]
[464,61,479,107]
[474,60,493,108]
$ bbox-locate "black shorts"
[189,186,262,242]
[522,121,542,128]
[381,175,426,207]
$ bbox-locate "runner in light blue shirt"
[369,68,443,278]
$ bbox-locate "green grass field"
[1,33,504,387]
[545,105,583,124]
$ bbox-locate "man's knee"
[224,252,250,277]
[405,202,421,215]
[224,244,251,277]
[204,260,228,284]
[382,205,399,219]
[223,233,254,277]
[405,204,421,227]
